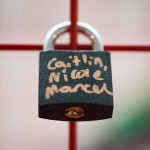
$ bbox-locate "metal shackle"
[43,21,104,51]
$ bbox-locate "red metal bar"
[0,43,43,51]
[70,0,78,50]
[69,122,77,150]
[69,0,78,150]
[0,43,150,51]
[104,44,150,51]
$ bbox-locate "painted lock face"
[38,21,113,121]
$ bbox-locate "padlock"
[39,21,113,121]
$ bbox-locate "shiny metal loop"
[44,21,104,51]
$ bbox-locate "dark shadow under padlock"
[39,21,113,121]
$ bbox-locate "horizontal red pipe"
[0,43,150,51]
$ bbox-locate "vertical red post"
[69,0,78,150]
[70,0,78,50]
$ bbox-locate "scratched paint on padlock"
[39,50,113,107]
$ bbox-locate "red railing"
[0,43,150,51]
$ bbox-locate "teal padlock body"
[39,50,113,121]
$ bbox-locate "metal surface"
[43,21,104,51]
